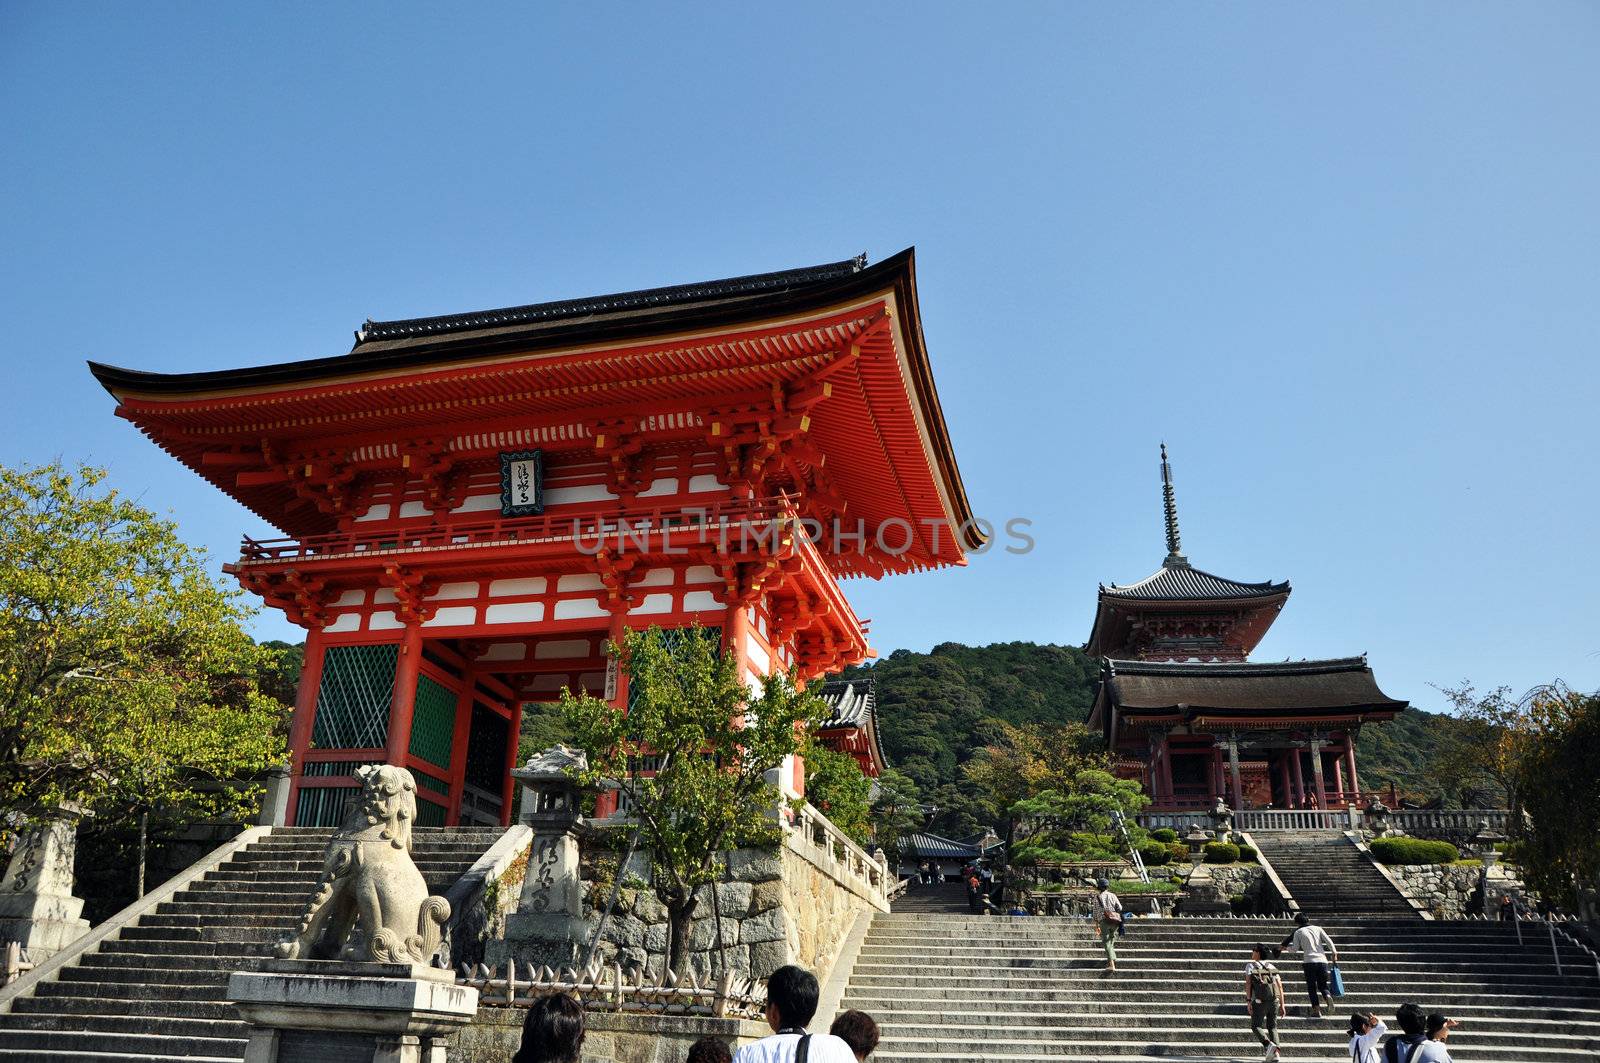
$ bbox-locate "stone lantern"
[1185,825,1212,862]
[1208,798,1234,842]
[1471,819,1506,869]
[513,744,589,830]
[1363,797,1393,838]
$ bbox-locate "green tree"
[800,740,872,846]
[964,719,1107,843]
[0,463,289,889]
[562,625,826,975]
[868,768,923,867]
[1009,768,1150,865]
[1498,685,1599,909]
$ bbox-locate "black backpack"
[1382,1035,1426,1063]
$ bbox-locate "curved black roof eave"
[86,249,916,397]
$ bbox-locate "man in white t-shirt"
[733,965,857,1063]
[1279,912,1337,1017]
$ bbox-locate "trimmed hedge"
[1237,844,1258,863]
[1138,841,1171,866]
[1150,828,1179,843]
[1369,837,1459,865]
[1203,841,1240,864]
[1168,842,1190,865]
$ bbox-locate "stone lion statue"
[276,764,451,965]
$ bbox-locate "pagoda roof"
[86,250,979,570]
[1100,560,1289,602]
[1099,656,1406,714]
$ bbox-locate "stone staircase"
[1252,831,1418,918]
[842,911,1600,1061]
[0,825,504,1061]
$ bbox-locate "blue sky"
[3,4,1597,711]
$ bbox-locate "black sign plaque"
[499,449,545,517]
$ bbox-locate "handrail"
[788,803,889,909]
[234,496,799,564]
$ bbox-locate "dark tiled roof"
[1100,560,1289,601]
[354,255,866,346]
[816,677,875,730]
[1102,656,1407,712]
[900,832,981,860]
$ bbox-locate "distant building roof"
[900,832,980,861]
[817,678,875,730]
[1101,656,1407,714]
[814,677,887,777]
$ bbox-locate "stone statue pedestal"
[228,961,478,1063]
[489,746,591,967]
[0,802,91,959]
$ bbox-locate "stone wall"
[451,1005,770,1063]
[1200,862,1265,899]
[498,836,883,985]
[1386,862,1530,919]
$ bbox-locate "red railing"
[236,496,797,564]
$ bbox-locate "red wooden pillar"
[1344,740,1361,798]
[284,628,328,827]
[593,613,629,820]
[1289,746,1306,807]
[1158,735,1175,804]
[501,700,522,827]
[1331,753,1346,802]
[385,624,423,767]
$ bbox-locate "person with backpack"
[1095,877,1124,971]
[1280,912,1338,1016]
[1347,1011,1388,1063]
[732,965,856,1063]
[1380,1003,1428,1063]
[1243,942,1286,1061]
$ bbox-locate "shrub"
[1150,828,1178,843]
[1369,837,1459,865]
[1237,844,1258,863]
[1138,841,1171,866]
[1110,879,1180,895]
[1203,841,1240,864]
[1167,842,1190,865]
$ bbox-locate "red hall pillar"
[1344,739,1361,798]
[385,623,424,767]
[284,627,328,827]
[593,610,629,820]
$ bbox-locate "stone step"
[867,1023,1600,1051]
[59,965,231,986]
[0,1029,246,1057]
[121,925,287,945]
[11,996,238,1020]
[0,1051,239,1063]
[0,1012,249,1040]
[35,980,224,1002]
[844,970,1594,993]
[840,1001,1600,1026]
[96,939,263,959]
[869,1038,1592,1061]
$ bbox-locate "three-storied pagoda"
[1086,447,1406,811]
[91,251,977,827]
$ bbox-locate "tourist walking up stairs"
[1281,912,1339,1017]
[1094,877,1123,972]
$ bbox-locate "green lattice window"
[627,625,721,714]
[312,644,398,750]
[415,798,448,827]
[295,785,358,828]
[408,674,457,770]
[412,767,451,797]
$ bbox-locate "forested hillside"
[843,641,1460,835]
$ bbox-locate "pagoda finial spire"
[1160,442,1187,566]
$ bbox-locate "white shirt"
[1289,924,1336,963]
[1097,889,1123,918]
[733,1032,859,1063]
[1414,1040,1453,1063]
[1348,1019,1387,1063]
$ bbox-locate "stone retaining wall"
[1386,862,1530,919]
[452,1005,770,1063]
[499,836,883,985]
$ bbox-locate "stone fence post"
[0,802,92,961]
